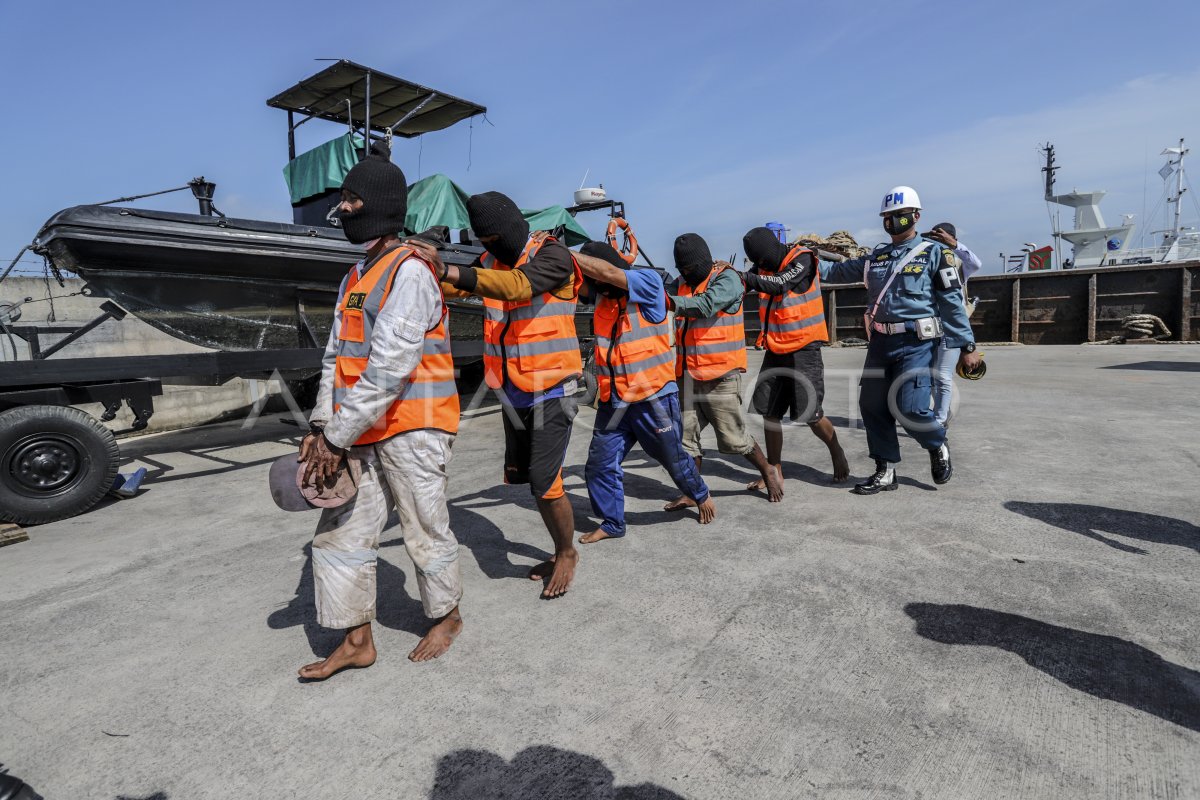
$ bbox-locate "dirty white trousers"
[311,429,461,629]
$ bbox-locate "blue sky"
[2,0,1198,276]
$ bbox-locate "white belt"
[870,321,911,335]
[870,317,944,337]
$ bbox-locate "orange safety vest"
[674,263,748,380]
[757,244,828,353]
[333,245,460,443]
[481,235,584,394]
[594,291,675,403]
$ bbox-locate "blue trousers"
[859,332,947,463]
[585,392,710,537]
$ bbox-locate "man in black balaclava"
[741,226,850,493]
[466,190,530,266]
[337,153,408,246]
[580,240,628,299]
[298,152,466,681]
[664,233,783,508]
[408,190,584,599]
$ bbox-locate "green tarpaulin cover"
[405,173,470,233]
[405,174,591,245]
[284,140,593,246]
[283,134,362,205]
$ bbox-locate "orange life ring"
[605,217,639,265]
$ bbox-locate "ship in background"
[1007,140,1197,272]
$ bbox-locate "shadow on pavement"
[1101,361,1200,373]
[447,488,553,579]
[267,543,428,657]
[117,418,301,485]
[429,745,684,799]
[1004,501,1200,554]
[904,603,1200,732]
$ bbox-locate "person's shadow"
[448,487,555,578]
[904,603,1200,732]
[428,745,685,799]
[267,543,429,659]
[1004,501,1200,554]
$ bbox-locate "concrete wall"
[1,277,288,437]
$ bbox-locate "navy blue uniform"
[821,236,975,463]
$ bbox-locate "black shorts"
[751,347,825,422]
[501,396,578,499]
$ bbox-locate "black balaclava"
[931,221,956,239]
[743,226,789,271]
[580,241,628,299]
[673,233,714,288]
[339,154,408,245]
[467,191,530,265]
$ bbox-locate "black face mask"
[481,235,526,266]
[883,211,917,236]
[580,242,630,300]
[467,191,531,266]
[743,227,789,272]
[339,208,381,246]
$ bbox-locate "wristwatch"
[960,342,977,353]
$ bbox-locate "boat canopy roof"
[266,60,486,138]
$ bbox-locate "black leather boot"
[929,443,953,485]
[853,459,897,495]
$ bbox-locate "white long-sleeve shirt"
[955,243,982,290]
[311,256,444,448]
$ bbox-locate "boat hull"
[32,205,497,359]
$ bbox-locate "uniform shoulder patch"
[943,251,962,269]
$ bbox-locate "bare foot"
[663,495,696,512]
[697,496,716,524]
[747,464,783,496]
[580,528,618,544]
[409,609,463,662]
[298,623,376,681]
[762,464,783,502]
[529,560,554,581]
[542,548,578,599]
[831,447,850,483]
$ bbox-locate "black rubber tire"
[0,405,120,526]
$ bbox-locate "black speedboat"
[33,202,489,357]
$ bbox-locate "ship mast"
[1162,138,1188,254]
[1041,143,1062,268]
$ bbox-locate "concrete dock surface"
[1,345,1197,799]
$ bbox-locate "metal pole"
[363,71,371,159]
[1172,138,1187,244]
[288,110,296,161]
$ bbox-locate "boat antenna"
[578,169,590,190]
[92,184,193,207]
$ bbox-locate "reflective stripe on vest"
[674,263,748,380]
[480,235,583,394]
[756,244,828,353]
[594,294,675,403]
[332,246,460,443]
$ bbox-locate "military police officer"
[820,186,982,494]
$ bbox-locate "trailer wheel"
[0,405,120,526]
